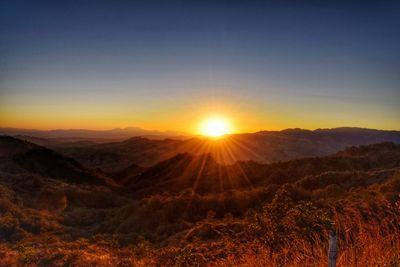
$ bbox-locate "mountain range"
[0,127,187,140]
[0,133,399,265]
[9,127,398,173]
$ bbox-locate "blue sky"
[1,0,399,132]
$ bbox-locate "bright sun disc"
[200,116,232,137]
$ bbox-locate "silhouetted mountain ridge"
[0,127,186,140]
[0,136,109,185]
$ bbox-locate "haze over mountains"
[0,127,187,141]
[6,127,399,173]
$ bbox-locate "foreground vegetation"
[1,179,399,266]
[0,138,399,266]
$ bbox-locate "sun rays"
[171,135,264,223]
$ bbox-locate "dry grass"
[0,201,398,267]
[212,207,400,267]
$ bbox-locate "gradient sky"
[1,0,399,133]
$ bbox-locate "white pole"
[328,230,338,267]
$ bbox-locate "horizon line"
[1,125,399,134]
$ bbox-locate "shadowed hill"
[42,127,400,173]
[121,142,400,198]
[0,136,110,185]
[0,136,38,156]
[124,153,252,196]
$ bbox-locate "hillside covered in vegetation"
[0,136,399,266]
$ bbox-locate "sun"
[200,116,232,137]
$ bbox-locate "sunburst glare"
[199,116,232,137]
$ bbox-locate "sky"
[0,0,399,134]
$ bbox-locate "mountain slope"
[0,136,110,185]
[122,142,400,198]
[0,140,399,266]
[47,128,400,173]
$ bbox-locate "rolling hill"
[0,136,111,185]
[121,142,400,197]
[32,127,400,173]
[0,136,399,266]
